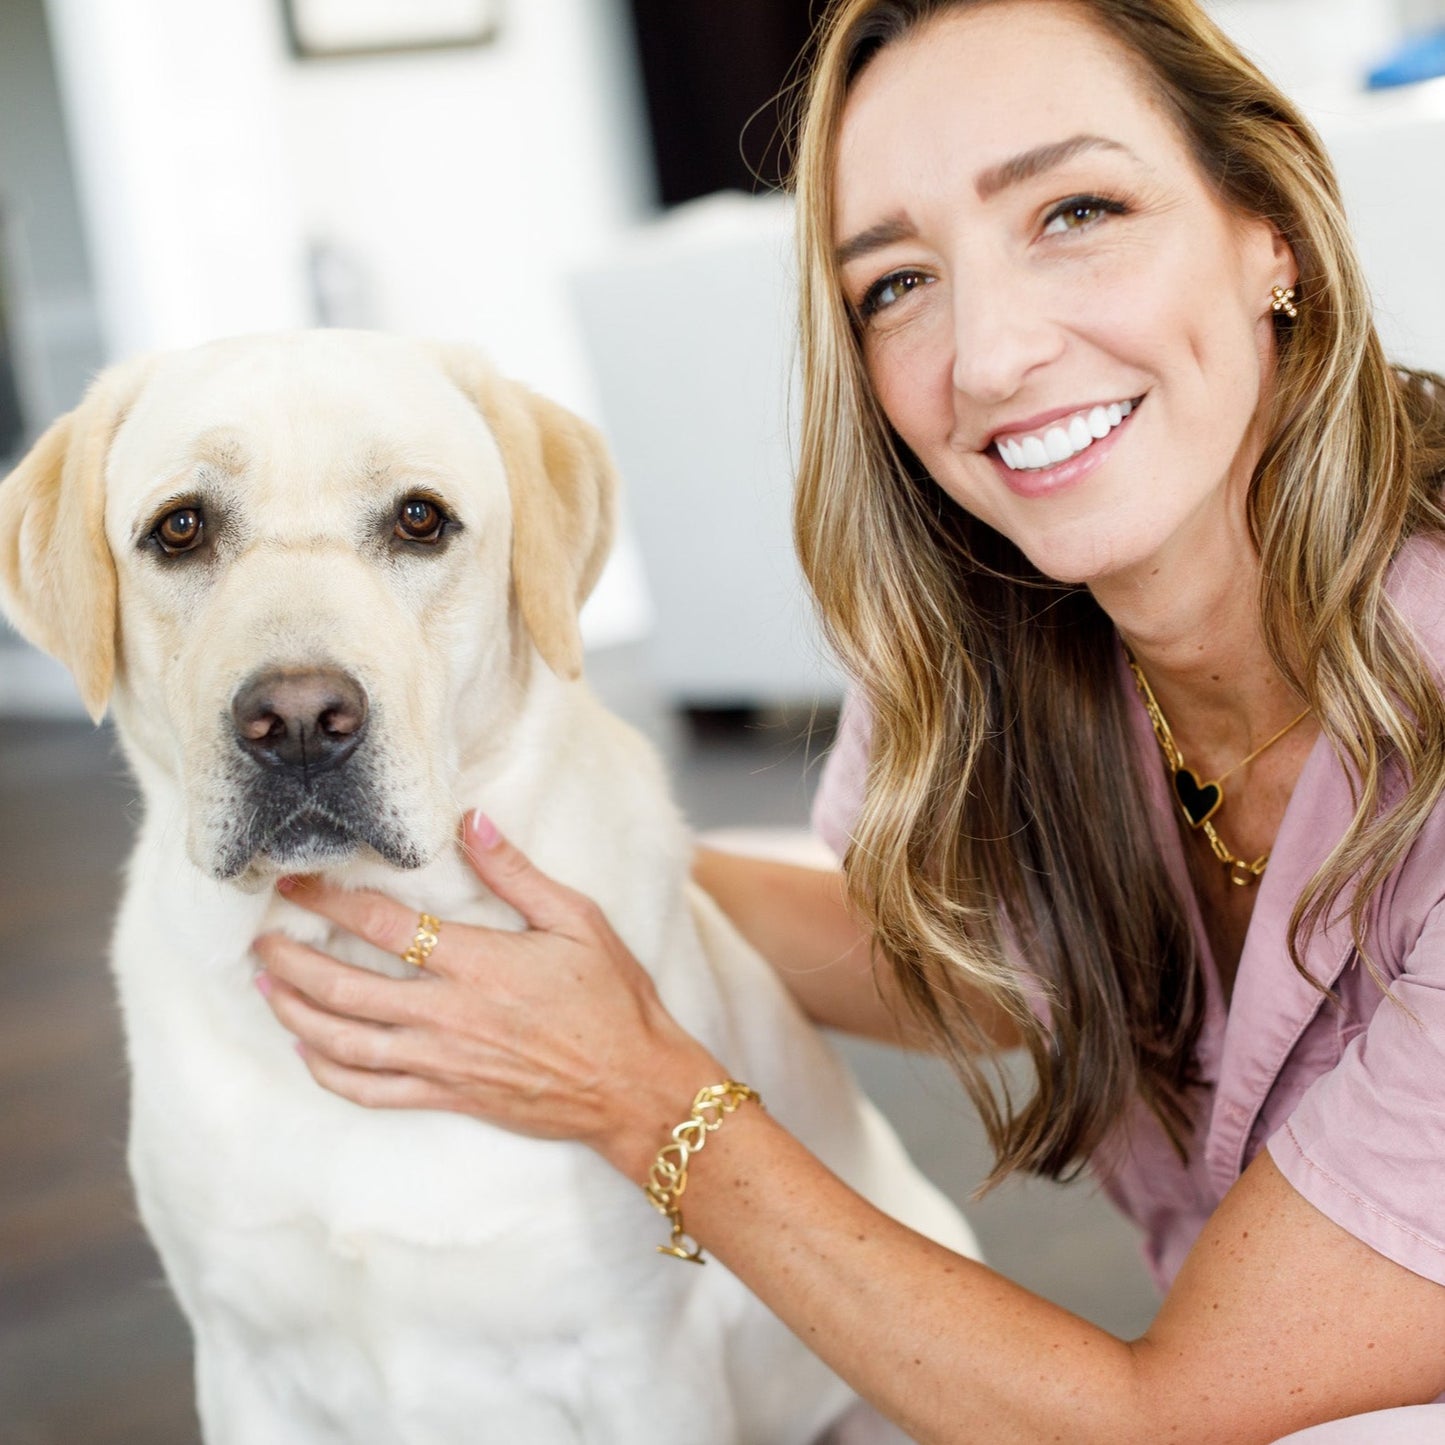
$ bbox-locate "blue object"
[1367,26,1445,89]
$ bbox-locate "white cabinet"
[1312,84,1445,376]
[572,194,843,707]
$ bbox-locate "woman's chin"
[1015,535,1129,590]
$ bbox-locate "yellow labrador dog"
[0,332,976,1445]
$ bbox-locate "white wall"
[0,0,105,432]
[43,0,313,358]
[42,0,655,415]
[1203,0,1400,98]
[281,0,654,412]
[1312,83,1445,377]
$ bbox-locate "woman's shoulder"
[811,692,872,859]
[1386,531,1445,662]
[1356,531,1445,951]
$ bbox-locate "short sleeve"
[1269,899,1445,1286]
[811,691,872,860]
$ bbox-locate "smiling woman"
[788,0,1445,1427]
[826,11,1298,590]
[248,2,1445,1442]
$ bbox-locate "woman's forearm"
[622,1100,1445,1445]
[692,846,1019,1049]
[637,1099,1146,1445]
[691,846,908,1038]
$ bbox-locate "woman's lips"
[986,397,1143,499]
[993,398,1137,471]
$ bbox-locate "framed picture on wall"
[282,0,501,60]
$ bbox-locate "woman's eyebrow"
[836,217,918,268]
[975,133,1135,199]
[834,134,1141,266]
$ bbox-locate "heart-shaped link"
[1173,767,1222,828]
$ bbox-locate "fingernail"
[254,972,273,997]
[293,1041,307,1058]
[277,875,298,894]
[470,810,501,850]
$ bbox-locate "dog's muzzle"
[217,667,422,878]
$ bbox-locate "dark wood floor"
[0,718,198,1444]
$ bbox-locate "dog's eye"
[153,506,205,555]
[394,497,448,544]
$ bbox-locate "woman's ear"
[1261,223,1300,307]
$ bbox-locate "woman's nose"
[949,269,1064,405]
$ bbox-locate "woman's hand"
[251,811,724,1183]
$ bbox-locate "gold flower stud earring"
[1270,284,1299,319]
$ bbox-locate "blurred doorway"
[0,0,107,713]
[626,0,818,205]
[0,236,23,463]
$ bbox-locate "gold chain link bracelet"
[643,1080,761,1264]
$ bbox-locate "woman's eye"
[153,506,205,555]
[1041,195,1126,237]
[858,269,930,320]
[394,497,448,544]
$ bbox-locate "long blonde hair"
[792,0,1445,1182]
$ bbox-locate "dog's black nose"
[231,668,369,773]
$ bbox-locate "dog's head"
[0,332,616,886]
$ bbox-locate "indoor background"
[2,1,1444,1440]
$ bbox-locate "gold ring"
[402,913,441,971]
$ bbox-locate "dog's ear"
[439,349,618,680]
[0,362,146,721]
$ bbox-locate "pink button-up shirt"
[811,537,1445,1297]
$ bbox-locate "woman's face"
[832,1,1295,589]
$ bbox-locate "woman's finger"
[275,876,454,974]
[295,1045,460,1113]
[261,971,407,1072]
[253,932,431,1026]
[461,812,593,934]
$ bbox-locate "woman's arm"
[692,844,1019,1049]
[616,1098,1445,1444]
[252,819,1445,1443]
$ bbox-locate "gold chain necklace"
[1125,652,1310,888]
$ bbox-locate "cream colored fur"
[0,331,977,1445]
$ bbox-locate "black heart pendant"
[1173,768,1222,828]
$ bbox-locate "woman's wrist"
[595,1024,732,1187]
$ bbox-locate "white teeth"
[1043,427,1072,463]
[1021,436,1050,469]
[995,398,1139,472]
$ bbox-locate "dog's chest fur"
[107,689,848,1442]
